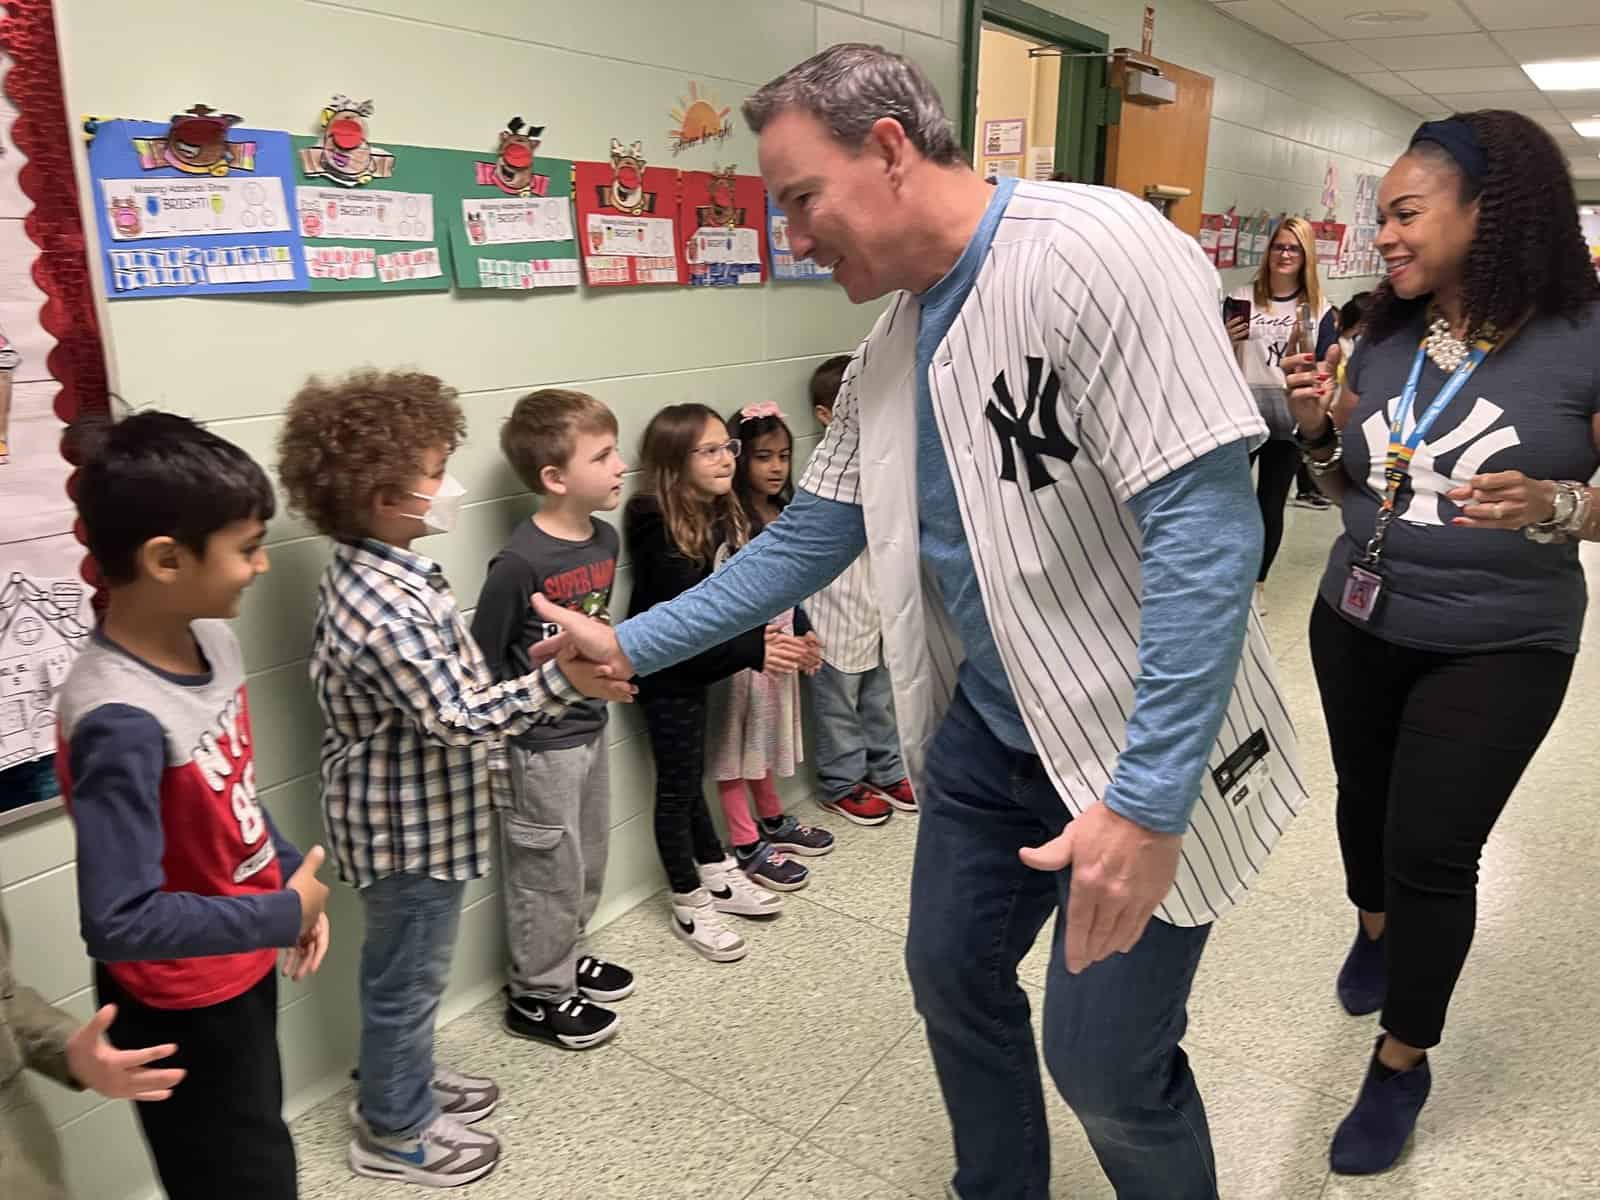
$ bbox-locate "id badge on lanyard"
[1339,335,1492,624]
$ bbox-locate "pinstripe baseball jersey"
[798,180,1307,925]
[804,550,880,673]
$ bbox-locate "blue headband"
[1409,118,1487,184]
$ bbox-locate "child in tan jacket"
[1,885,184,1199]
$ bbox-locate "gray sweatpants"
[500,738,611,1001]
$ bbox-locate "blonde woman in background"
[1225,216,1338,610]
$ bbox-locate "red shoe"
[870,778,918,814]
[816,783,892,827]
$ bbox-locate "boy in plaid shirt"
[277,370,631,1189]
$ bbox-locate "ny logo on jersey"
[986,356,1078,491]
[1358,394,1521,525]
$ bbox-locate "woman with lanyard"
[1225,216,1338,612]
[1285,111,1600,1175]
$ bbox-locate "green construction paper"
[290,137,454,293]
[436,147,578,291]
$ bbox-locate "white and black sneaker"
[670,888,749,962]
[504,990,620,1050]
[575,955,635,1003]
[698,855,784,919]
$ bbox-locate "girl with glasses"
[623,404,812,962]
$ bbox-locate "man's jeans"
[501,738,610,1000]
[807,661,905,801]
[357,873,466,1138]
[906,690,1217,1200]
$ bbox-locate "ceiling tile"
[1280,0,1478,38]
[1214,1,1335,44]
[1493,27,1600,63]
[1401,66,1537,93]
[1554,91,1600,118]
[1414,89,1560,111]
[1345,33,1514,71]
[1351,70,1425,95]
[1293,40,1386,72]
[1461,0,1600,32]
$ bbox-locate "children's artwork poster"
[440,120,578,291]
[1311,219,1346,269]
[573,140,683,288]
[292,97,450,292]
[0,56,93,792]
[1216,212,1240,270]
[767,198,829,282]
[1197,213,1223,264]
[87,108,308,298]
[677,167,766,288]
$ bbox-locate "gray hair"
[742,44,962,165]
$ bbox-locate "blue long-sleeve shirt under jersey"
[617,439,1260,835]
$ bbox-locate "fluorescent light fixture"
[1575,120,1600,138]
[1522,59,1600,91]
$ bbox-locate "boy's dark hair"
[76,411,274,585]
[277,369,465,541]
[500,388,618,494]
[1339,291,1372,335]
[809,354,852,412]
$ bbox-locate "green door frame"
[958,0,1111,184]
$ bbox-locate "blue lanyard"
[1385,339,1490,472]
[1363,335,1493,566]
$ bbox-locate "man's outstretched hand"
[532,594,637,683]
[1019,801,1182,974]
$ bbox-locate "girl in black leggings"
[1285,111,1600,1175]
[624,404,809,964]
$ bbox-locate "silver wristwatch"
[1524,481,1590,544]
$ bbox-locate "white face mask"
[408,473,467,534]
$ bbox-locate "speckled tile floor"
[291,517,1600,1199]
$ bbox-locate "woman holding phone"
[1226,216,1338,610]
[1286,111,1600,1175]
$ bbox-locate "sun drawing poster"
[573,140,683,288]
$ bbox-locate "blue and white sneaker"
[759,814,836,857]
[735,841,810,892]
[349,1111,500,1187]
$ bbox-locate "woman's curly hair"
[1364,109,1599,345]
[277,368,466,541]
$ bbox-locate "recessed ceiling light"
[1575,119,1600,138]
[1345,9,1428,24]
[1522,59,1600,91]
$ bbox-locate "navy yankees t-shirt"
[1322,302,1600,653]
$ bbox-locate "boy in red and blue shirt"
[55,412,330,1200]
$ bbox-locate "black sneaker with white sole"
[503,991,619,1050]
[575,955,635,1003]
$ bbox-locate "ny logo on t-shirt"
[1357,394,1522,525]
[986,356,1078,491]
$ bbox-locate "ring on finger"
[1493,501,1505,520]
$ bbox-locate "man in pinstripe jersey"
[538,45,1306,1200]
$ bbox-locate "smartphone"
[1223,297,1252,325]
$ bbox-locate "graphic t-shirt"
[1229,286,1337,439]
[471,516,618,750]
[54,621,302,1010]
[1321,303,1600,653]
